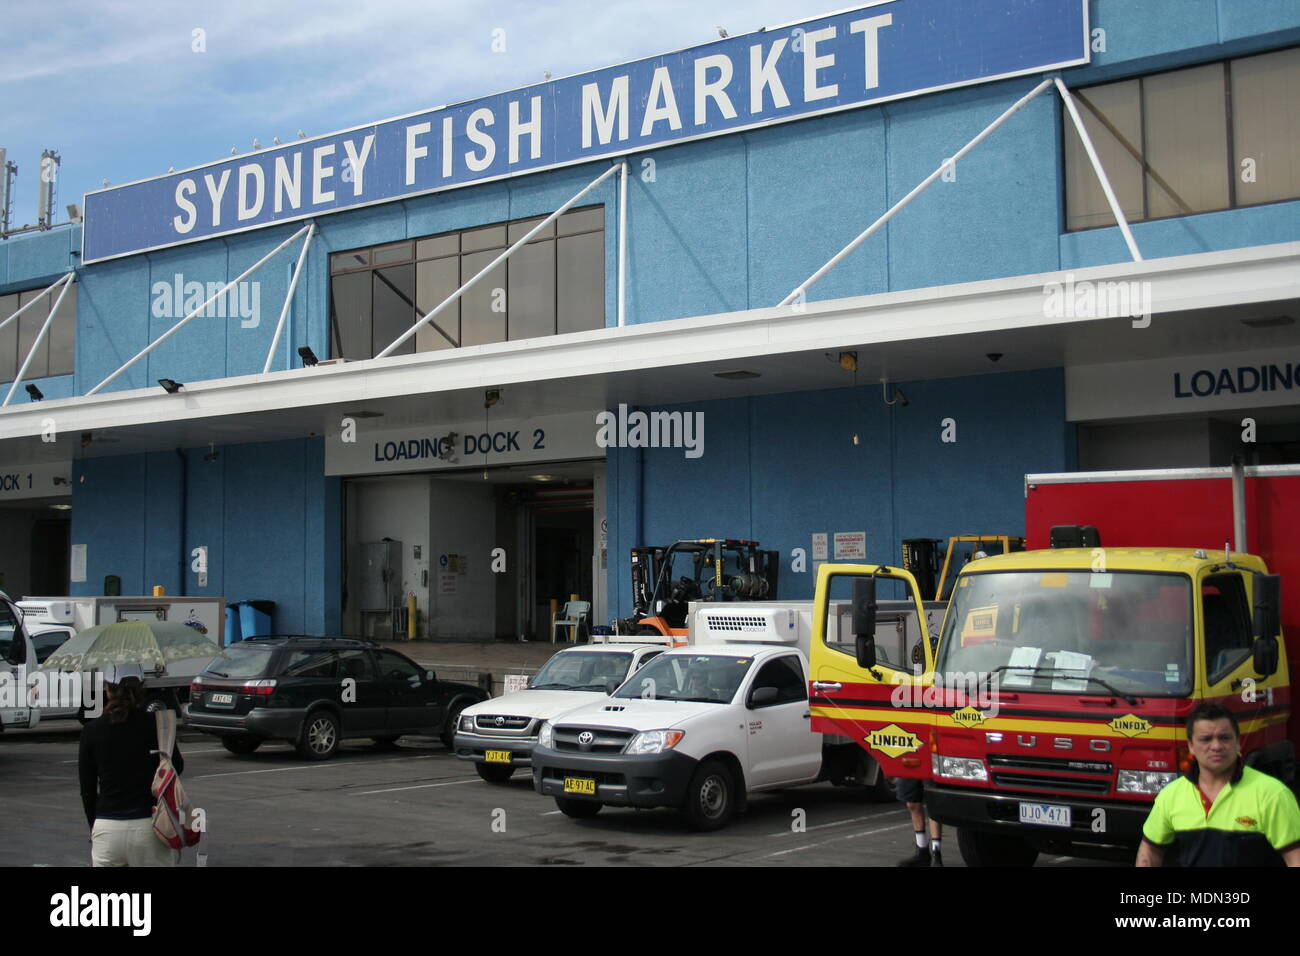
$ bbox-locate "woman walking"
[78,662,184,866]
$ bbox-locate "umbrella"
[39,620,227,673]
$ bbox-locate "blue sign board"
[82,0,1087,263]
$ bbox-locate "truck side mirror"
[1253,636,1279,678]
[852,577,877,670]
[1253,575,1281,641]
[750,686,779,708]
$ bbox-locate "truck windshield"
[935,571,1193,697]
[529,652,633,691]
[612,653,753,704]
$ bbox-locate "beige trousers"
[91,818,177,867]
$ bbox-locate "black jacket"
[79,710,184,827]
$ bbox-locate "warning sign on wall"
[833,532,866,560]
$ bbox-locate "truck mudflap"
[926,783,1152,847]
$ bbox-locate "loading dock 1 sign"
[326,411,600,476]
[834,532,867,560]
[0,462,71,502]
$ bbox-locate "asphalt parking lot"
[1,719,1119,867]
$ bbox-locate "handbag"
[151,709,202,849]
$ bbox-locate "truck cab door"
[810,564,934,779]
[0,598,37,729]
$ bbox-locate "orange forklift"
[622,539,779,642]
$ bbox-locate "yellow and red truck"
[809,463,1298,864]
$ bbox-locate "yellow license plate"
[563,777,596,795]
[485,750,512,764]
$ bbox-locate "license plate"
[1019,802,1071,827]
[485,750,512,763]
[208,693,234,707]
[563,776,596,795]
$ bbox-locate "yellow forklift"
[902,535,1025,602]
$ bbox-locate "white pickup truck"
[0,591,42,731]
[452,642,666,782]
[529,600,937,830]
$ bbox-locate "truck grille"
[473,715,534,734]
[987,753,1113,795]
[553,727,634,753]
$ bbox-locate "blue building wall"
[605,368,1070,617]
[70,438,341,635]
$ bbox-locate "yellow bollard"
[152,585,166,597]
[406,592,417,641]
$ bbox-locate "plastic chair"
[552,601,591,643]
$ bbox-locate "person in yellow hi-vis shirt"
[1137,703,1300,867]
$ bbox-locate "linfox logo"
[1108,714,1152,737]
[949,706,988,728]
[150,274,261,328]
[1042,272,1151,328]
[865,723,921,759]
[49,886,151,936]
[595,404,704,460]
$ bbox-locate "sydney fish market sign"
[82,0,1087,262]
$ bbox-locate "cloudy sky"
[1,0,826,228]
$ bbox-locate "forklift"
[902,534,1025,602]
[619,539,779,642]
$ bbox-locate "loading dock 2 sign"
[326,412,600,476]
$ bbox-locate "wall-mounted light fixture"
[25,384,43,401]
[298,346,319,367]
[158,378,184,393]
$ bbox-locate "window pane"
[1064,79,1144,229]
[417,234,459,259]
[507,216,555,243]
[507,240,556,340]
[47,283,76,377]
[373,241,412,265]
[461,251,506,346]
[18,289,50,381]
[330,271,371,359]
[1144,63,1229,218]
[415,257,461,350]
[1232,47,1300,206]
[372,264,416,357]
[557,231,604,333]
[461,224,506,253]
[0,294,18,384]
[331,250,369,273]
[559,206,604,235]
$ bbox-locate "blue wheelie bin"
[238,600,276,638]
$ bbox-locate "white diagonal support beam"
[3,274,75,406]
[1055,77,1143,263]
[89,223,312,395]
[0,271,73,334]
[263,222,317,373]
[376,163,622,358]
[780,78,1054,307]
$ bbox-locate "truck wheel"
[554,797,602,819]
[296,711,340,760]
[476,763,515,784]
[441,703,468,750]
[221,734,262,755]
[957,828,1039,867]
[144,693,177,714]
[683,759,735,831]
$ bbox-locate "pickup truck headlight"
[932,755,988,781]
[1116,770,1178,794]
[626,730,685,755]
[538,722,554,749]
[459,713,475,733]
